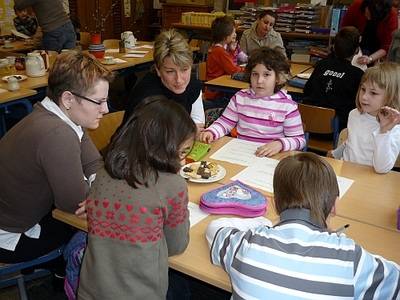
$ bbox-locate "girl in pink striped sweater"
[200,47,305,157]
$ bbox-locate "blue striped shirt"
[208,209,400,299]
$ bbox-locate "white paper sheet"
[188,202,210,227]
[127,50,148,54]
[351,50,368,71]
[104,49,119,53]
[231,159,354,196]
[123,54,145,58]
[113,58,127,64]
[210,139,264,166]
[231,158,280,192]
[137,44,153,49]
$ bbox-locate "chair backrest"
[80,32,91,50]
[102,39,120,49]
[198,61,206,82]
[46,50,58,65]
[338,128,348,146]
[0,244,65,298]
[87,110,124,150]
[298,103,336,134]
[302,122,309,152]
[297,103,339,151]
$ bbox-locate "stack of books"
[294,4,321,34]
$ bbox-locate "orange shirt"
[204,45,245,100]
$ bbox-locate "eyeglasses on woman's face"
[70,92,109,106]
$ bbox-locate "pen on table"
[299,65,314,74]
[333,224,350,234]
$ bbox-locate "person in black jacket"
[303,26,365,131]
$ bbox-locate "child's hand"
[255,141,283,157]
[326,150,334,158]
[377,106,400,133]
[200,131,214,143]
[75,200,88,219]
[229,41,238,51]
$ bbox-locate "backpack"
[63,230,87,300]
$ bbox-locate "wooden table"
[6,41,199,91]
[52,136,400,292]
[0,40,35,53]
[0,88,37,104]
[204,63,312,97]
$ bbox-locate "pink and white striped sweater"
[205,88,306,151]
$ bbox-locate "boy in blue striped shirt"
[207,152,400,299]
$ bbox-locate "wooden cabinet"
[162,3,214,29]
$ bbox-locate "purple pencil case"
[200,180,268,217]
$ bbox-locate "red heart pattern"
[87,171,188,244]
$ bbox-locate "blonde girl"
[328,62,400,173]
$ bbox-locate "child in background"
[328,62,400,173]
[225,33,248,66]
[200,47,305,157]
[204,16,245,107]
[13,5,37,37]
[303,26,364,131]
[206,152,400,299]
[78,96,196,300]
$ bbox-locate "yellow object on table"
[0,65,10,75]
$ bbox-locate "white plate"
[2,75,28,82]
[180,162,226,183]
[102,61,116,65]
[296,73,311,80]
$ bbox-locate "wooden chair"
[80,32,91,50]
[302,122,309,152]
[297,103,339,153]
[102,39,120,49]
[46,50,58,65]
[87,110,124,151]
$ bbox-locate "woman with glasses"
[0,51,114,290]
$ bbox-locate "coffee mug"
[4,40,12,48]
[0,58,8,66]
[6,56,16,65]
[104,56,114,64]
[25,38,34,45]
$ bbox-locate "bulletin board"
[0,0,15,35]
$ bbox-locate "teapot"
[26,52,46,77]
[121,31,136,49]
[7,77,20,91]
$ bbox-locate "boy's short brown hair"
[211,16,235,44]
[334,26,360,59]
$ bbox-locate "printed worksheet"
[210,139,264,166]
[231,159,354,196]
[188,202,210,227]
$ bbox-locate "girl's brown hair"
[104,95,197,188]
[243,47,291,93]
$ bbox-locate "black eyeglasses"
[70,92,109,106]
